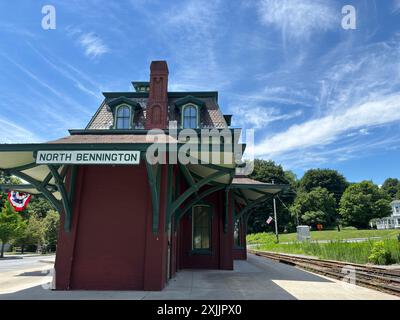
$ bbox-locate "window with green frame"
[115,105,131,129]
[182,104,198,129]
[192,205,211,250]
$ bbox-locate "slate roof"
[86,93,227,130]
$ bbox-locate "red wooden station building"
[0,61,286,290]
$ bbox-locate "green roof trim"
[131,81,150,93]
[102,91,218,100]
[174,95,206,109]
[107,96,141,110]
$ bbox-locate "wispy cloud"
[27,42,102,99]
[0,117,42,143]
[256,0,337,41]
[393,0,400,13]
[254,93,400,157]
[78,32,109,58]
[65,26,109,59]
[253,35,400,168]
[2,54,92,117]
[231,105,302,129]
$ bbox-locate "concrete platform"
[0,254,398,300]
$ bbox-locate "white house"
[373,200,400,230]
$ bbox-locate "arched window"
[192,205,211,250]
[116,105,131,129]
[182,105,198,129]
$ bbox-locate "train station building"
[0,61,286,290]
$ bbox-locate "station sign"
[36,150,140,165]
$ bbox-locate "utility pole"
[273,196,279,243]
[271,179,279,243]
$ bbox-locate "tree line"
[248,159,398,233]
[0,172,59,257]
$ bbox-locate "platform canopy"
[0,132,288,232]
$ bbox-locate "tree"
[250,159,288,184]
[0,202,25,257]
[13,214,46,253]
[289,187,337,228]
[339,181,392,228]
[43,210,60,252]
[299,169,348,205]
[247,160,296,233]
[27,196,53,219]
[381,178,400,200]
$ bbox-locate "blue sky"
[0,0,399,184]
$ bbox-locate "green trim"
[230,183,288,190]
[175,96,206,109]
[48,165,72,232]
[235,192,279,222]
[6,169,62,213]
[3,162,37,172]
[174,185,224,222]
[170,170,227,214]
[145,161,160,234]
[238,189,249,205]
[102,91,218,100]
[0,143,150,152]
[0,184,36,190]
[188,170,230,187]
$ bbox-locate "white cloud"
[256,0,337,41]
[254,93,400,157]
[78,32,109,58]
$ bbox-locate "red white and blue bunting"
[8,191,31,212]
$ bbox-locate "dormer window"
[182,104,198,129]
[174,95,205,129]
[116,105,131,129]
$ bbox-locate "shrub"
[342,226,358,230]
[368,241,393,265]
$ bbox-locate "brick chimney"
[145,61,169,130]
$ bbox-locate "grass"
[247,229,399,244]
[247,230,400,265]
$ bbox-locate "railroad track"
[248,249,400,297]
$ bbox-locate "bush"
[342,226,358,230]
[368,241,393,265]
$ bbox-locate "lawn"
[247,230,400,265]
[247,229,400,245]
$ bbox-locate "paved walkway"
[0,254,398,300]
